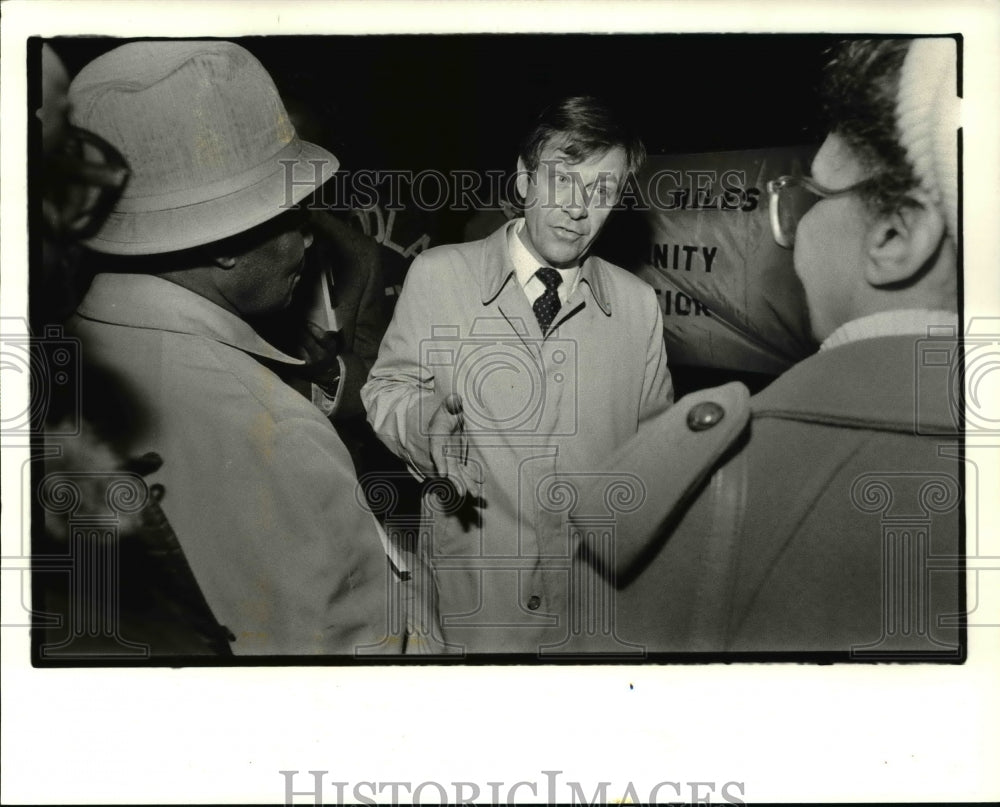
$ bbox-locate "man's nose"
[561,194,589,220]
[302,229,314,250]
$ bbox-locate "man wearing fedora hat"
[64,41,396,655]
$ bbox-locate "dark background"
[44,34,842,253]
[47,34,837,172]
[39,33,847,392]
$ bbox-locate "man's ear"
[865,190,946,287]
[212,255,237,270]
[515,156,530,200]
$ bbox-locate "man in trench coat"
[363,96,674,654]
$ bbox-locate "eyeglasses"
[766,174,874,249]
[42,125,131,242]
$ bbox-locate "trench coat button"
[687,401,725,431]
[526,595,542,610]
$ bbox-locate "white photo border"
[2,1,998,803]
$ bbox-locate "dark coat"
[298,211,390,420]
[594,335,963,658]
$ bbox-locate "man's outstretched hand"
[424,393,482,499]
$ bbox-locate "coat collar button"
[687,401,725,431]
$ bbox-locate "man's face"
[793,133,872,342]
[225,208,314,317]
[517,142,627,269]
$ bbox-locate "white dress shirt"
[507,217,580,306]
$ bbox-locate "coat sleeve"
[232,415,395,655]
[360,253,439,477]
[637,286,674,422]
[329,241,389,420]
[311,214,390,421]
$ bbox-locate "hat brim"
[82,139,339,255]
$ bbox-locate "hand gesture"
[297,321,343,395]
[425,393,482,498]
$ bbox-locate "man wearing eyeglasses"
[592,38,962,656]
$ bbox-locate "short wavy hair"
[821,38,920,216]
[518,95,646,177]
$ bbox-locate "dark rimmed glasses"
[767,174,874,249]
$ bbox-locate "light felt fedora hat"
[68,40,338,255]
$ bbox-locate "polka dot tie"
[532,267,563,335]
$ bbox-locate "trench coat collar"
[752,334,958,434]
[76,273,305,365]
[479,219,613,316]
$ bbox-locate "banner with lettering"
[604,146,820,374]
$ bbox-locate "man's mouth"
[552,225,584,240]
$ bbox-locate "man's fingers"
[300,322,341,363]
[312,323,342,353]
[427,394,479,494]
[441,393,469,463]
[428,398,465,436]
[461,457,483,486]
[439,443,467,499]
[444,393,463,416]
[446,463,467,500]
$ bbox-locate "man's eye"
[555,173,571,186]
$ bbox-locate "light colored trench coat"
[70,273,395,655]
[362,221,674,654]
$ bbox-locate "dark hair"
[821,38,919,215]
[518,95,646,176]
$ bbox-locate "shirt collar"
[820,309,959,352]
[75,273,305,365]
[480,219,612,315]
[508,218,580,297]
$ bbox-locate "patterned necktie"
[532,267,563,334]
